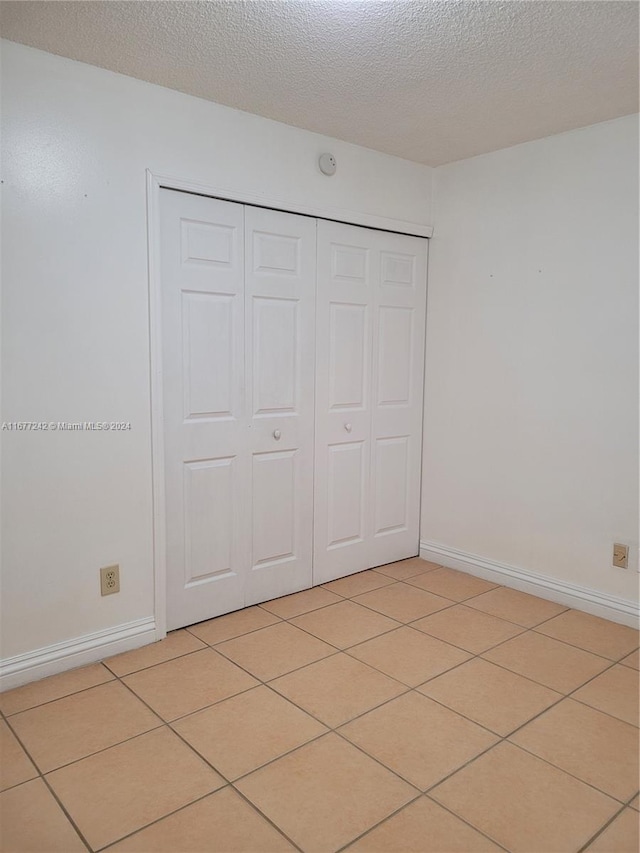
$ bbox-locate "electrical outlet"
[613,544,629,569]
[100,564,120,595]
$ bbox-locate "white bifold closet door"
[314,220,428,584]
[161,189,316,630]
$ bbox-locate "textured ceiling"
[1,0,637,166]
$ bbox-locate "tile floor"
[1,558,638,853]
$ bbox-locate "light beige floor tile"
[186,606,281,645]
[104,630,206,676]
[260,587,342,619]
[535,610,640,661]
[574,664,639,726]
[354,583,453,623]
[216,622,335,681]
[291,600,399,649]
[630,794,639,810]
[0,778,87,852]
[586,809,640,853]
[339,692,497,790]
[322,570,395,598]
[235,733,415,853]
[0,719,38,791]
[412,604,525,654]
[10,680,161,773]
[347,796,502,852]
[510,699,639,802]
[47,728,224,851]
[406,568,498,602]
[620,649,639,670]
[418,657,562,736]
[172,685,327,780]
[467,586,567,627]
[483,630,610,693]
[348,626,470,687]
[373,558,442,580]
[108,787,295,852]
[0,663,114,716]
[123,647,257,721]
[270,653,407,727]
[431,741,619,853]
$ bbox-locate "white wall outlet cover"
[319,153,337,176]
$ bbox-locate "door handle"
[273,429,282,440]
[344,423,352,432]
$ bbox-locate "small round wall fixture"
[319,153,337,176]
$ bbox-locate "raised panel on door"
[314,221,373,583]
[327,440,366,546]
[370,231,428,566]
[244,206,316,603]
[182,291,235,419]
[183,457,235,583]
[329,302,368,410]
[373,436,409,536]
[252,449,296,568]
[377,306,413,407]
[161,189,247,630]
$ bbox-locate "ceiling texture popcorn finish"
[0,0,638,166]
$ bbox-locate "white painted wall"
[422,115,639,609]
[0,41,433,667]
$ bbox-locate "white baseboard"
[0,617,157,692]
[420,541,639,628]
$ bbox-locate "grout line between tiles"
[33,721,169,776]
[0,667,117,717]
[265,616,406,657]
[504,738,635,807]
[2,716,94,852]
[529,627,640,661]
[332,792,424,852]
[166,728,307,853]
[576,800,630,853]
[224,786,306,853]
[214,642,344,683]
[154,682,261,726]
[190,613,279,637]
[262,678,410,740]
[94,788,230,853]
[371,563,443,581]
[335,789,513,853]
[424,794,513,853]
[39,772,94,852]
[103,645,207,678]
[566,693,638,728]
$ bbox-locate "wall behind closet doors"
[1,41,434,675]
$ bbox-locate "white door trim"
[147,170,433,639]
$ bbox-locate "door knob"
[273,429,281,440]
[344,423,352,432]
